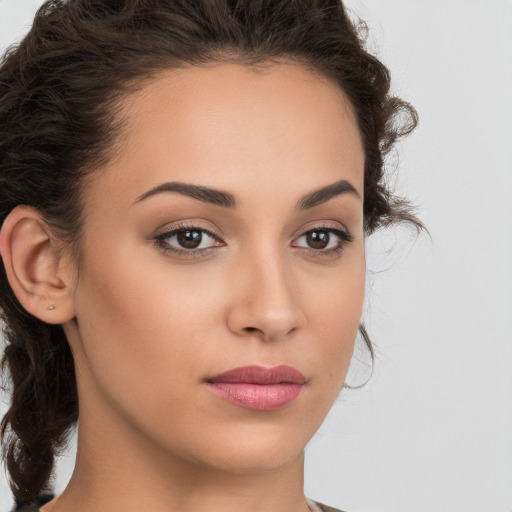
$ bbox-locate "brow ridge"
[135,179,360,209]
[135,182,236,207]
[297,179,360,210]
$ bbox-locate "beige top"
[17,495,345,512]
[308,499,345,512]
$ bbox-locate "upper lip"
[206,365,306,385]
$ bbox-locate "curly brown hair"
[0,0,422,504]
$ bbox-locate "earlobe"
[0,206,76,324]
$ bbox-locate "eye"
[154,224,223,256]
[153,223,353,259]
[292,226,353,256]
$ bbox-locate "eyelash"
[153,222,354,259]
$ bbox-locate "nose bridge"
[227,240,305,341]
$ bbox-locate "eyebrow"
[134,179,360,209]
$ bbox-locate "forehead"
[87,61,364,211]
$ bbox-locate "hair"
[0,0,422,504]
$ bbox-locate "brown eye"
[305,230,330,249]
[177,229,202,249]
[155,225,223,255]
[292,226,354,256]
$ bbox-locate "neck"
[43,389,310,512]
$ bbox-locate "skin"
[4,62,365,512]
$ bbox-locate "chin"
[135,413,309,476]
[169,419,312,475]
[194,441,305,475]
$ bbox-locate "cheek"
[72,232,365,418]
[308,248,365,379]
[71,241,215,412]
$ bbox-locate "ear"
[0,206,76,324]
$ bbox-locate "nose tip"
[230,304,303,343]
[240,316,299,342]
[226,256,306,342]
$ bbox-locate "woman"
[0,1,421,511]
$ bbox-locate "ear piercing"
[47,305,56,311]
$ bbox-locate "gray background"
[1,1,511,511]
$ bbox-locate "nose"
[226,247,306,342]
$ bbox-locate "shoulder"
[317,504,347,512]
[13,494,54,512]
[14,495,345,512]
[312,500,348,512]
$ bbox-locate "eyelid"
[154,218,221,236]
[153,221,224,256]
[293,221,352,239]
[291,222,354,257]
[153,220,354,258]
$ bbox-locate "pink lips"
[205,365,306,411]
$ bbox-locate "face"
[65,62,366,473]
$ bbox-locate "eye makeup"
[153,221,354,260]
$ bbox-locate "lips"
[205,365,306,411]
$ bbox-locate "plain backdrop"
[0,1,511,511]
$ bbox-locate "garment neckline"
[28,495,325,512]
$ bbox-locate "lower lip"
[206,382,304,411]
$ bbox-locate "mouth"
[205,365,306,411]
